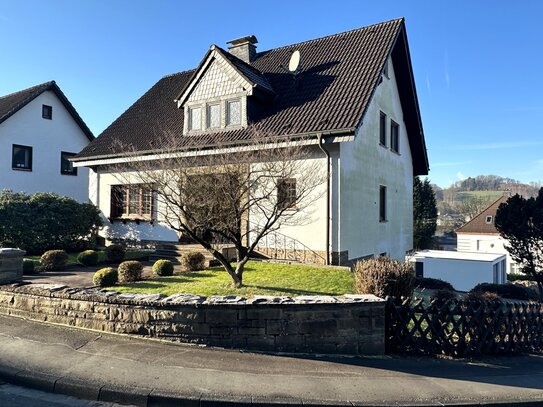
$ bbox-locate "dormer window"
[207,104,220,129]
[226,100,241,126]
[189,107,201,130]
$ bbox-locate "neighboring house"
[73,18,429,265]
[456,195,521,274]
[0,81,94,202]
[408,250,507,292]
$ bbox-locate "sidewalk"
[1,314,543,406]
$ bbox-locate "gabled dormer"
[175,38,274,135]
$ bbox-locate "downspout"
[317,133,331,265]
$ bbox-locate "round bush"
[93,267,118,287]
[465,290,501,302]
[415,277,455,291]
[118,260,143,283]
[431,289,456,304]
[22,259,35,275]
[77,250,99,267]
[153,259,174,276]
[181,251,206,271]
[354,256,415,300]
[105,244,125,263]
[40,250,68,271]
[470,283,539,301]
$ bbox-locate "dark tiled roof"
[456,196,509,234]
[218,46,274,94]
[77,18,428,174]
[0,81,94,141]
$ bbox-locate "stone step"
[149,254,220,268]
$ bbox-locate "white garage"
[407,250,507,292]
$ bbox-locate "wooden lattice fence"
[386,298,543,357]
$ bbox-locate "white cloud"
[457,171,466,181]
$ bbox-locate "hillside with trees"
[432,175,542,231]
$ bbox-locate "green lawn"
[26,250,150,268]
[113,261,355,297]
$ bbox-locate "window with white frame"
[189,107,201,130]
[226,99,241,126]
[207,104,220,129]
[110,184,154,220]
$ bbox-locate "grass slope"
[113,261,355,297]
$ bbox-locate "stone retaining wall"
[0,283,385,355]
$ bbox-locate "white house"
[73,18,429,265]
[456,196,521,274]
[408,250,507,292]
[0,81,94,202]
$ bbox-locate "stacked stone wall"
[0,284,385,355]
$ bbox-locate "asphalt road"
[0,381,132,407]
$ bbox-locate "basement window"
[485,215,493,224]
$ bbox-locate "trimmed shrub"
[118,260,143,283]
[0,190,102,254]
[431,289,456,303]
[153,259,174,276]
[40,250,68,271]
[93,267,118,287]
[105,244,125,263]
[181,251,206,271]
[78,250,99,267]
[470,283,539,301]
[465,290,501,302]
[354,256,415,300]
[415,277,455,291]
[22,259,35,275]
[508,273,535,282]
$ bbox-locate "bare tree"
[108,128,326,287]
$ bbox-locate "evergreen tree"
[413,177,438,250]
[495,188,543,293]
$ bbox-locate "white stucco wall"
[457,233,520,273]
[338,57,414,261]
[0,90,90,202]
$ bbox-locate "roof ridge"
[161,69,196,79]
[256,17,404,55]
[0,81,54,100]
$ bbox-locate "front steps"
[150,243,228,267]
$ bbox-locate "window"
[379,185,387,222]
[277,178,297,209]
[60,152,77,175]
[207,104,220,129]
[42,104,52,120]
[485,215,493,224]
[110,184,154,219]
[379,112,387,146]
[390,120,399,153]
[383,60,389,78]
[12,144,32,170]
[189,107,201,130]
[226,100,241,126]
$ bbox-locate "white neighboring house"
[456,196,521,274]
[408,250,507,292]
[72,18,429,265]
[0,81,94,202]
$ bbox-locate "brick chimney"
[226,35,258,63]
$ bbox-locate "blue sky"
[1,1,542,188]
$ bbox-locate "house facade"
[0,81,94,202]
[456,195,521,274]
[73,18,429,265]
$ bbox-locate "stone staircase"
[150,243,224,267]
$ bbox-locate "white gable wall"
[0,90,90,202]
[457,233,521,273]
[338,57,414,261]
